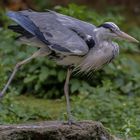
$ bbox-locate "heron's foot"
[68,119,76,125]
[63,119,81,127]
[63,120,75,125]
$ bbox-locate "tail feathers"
[8,25,33,38]
[7,11,36,35]
[8,25,47,48]
[7,11,50,45]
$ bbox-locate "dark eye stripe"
[98,23,114,29]
[98,23,120,32]
[102,24,113,29]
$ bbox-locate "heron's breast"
[77,43,119,72]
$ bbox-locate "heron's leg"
[64,68,73,125]
[0,51,41,98]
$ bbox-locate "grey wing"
[49,11,96,36]
[7,10,89,55]
[48,11,96,48]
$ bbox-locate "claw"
[68,119,75,125]
[63,120,82,127]
[63,120,75,125]
[64,119,76,125]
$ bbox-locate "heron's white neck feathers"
[93,28,112,43]
[74,41,119,72]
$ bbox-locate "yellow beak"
[116,31,139,43]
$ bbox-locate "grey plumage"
[1,10,138,124]
[7,10,89,55]
[7,10,120,71]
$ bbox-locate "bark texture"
[0,121,119,140]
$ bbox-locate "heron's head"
[95,22,139,43]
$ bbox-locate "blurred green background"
[0,0,140,139]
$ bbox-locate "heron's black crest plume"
[98,22,119,30]
[98,23,113,29]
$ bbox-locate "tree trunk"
[0,121,119,140]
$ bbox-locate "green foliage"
[0,94,52,124]
[55,4,125,25]
[0,3,140,139]
[71,91,140,139]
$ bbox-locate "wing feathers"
[8,25,33,38]
[7,11,50,45]
[7,10,89,55]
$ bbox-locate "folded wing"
[7,10,89,55]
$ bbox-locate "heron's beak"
[116,30,139,43]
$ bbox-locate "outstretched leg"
[0,51,41,98]
[64,68,73,125]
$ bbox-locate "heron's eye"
[109,28,114,32]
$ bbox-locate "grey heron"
[0,10,139,124]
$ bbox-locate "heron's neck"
[93,29,111,45]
